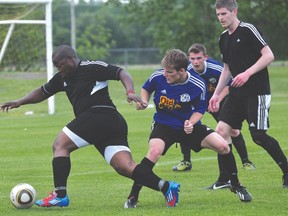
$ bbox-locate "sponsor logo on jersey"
[180,93,190,102]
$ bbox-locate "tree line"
[53,0,287,62]
[1,0,287,71]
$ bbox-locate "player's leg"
[248,95,288,188]
[35,126,85,207]
[207,110,230,189]
[124,138,166,206]
[124,123,180,208]
[201,123,252,202]
[230,129,255,169]
[172,143,192,171]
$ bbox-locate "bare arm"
[136,88,150,110]
[209,63,231,112]
[231,45,274,87]
[0,87,50,112]
[218,86,229,103]
[118,69,146,105]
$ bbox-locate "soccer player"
[124,49,251,208]
[209,0,288,188]
[172,43,255,189]
[0,45,180,208]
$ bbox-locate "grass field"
[0,66,287,216]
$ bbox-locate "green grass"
[0,66,288,216]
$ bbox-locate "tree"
[114,0,287,60]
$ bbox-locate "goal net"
[0,0,54,114]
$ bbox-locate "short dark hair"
[161,49,189,71]
[214,0,238,11]
[52,45,77,65]
[188,43,207,55]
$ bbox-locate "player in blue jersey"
[172,43,255,189]
[0,45,180,208]
[209,0,288,189]
[124,49,251,208]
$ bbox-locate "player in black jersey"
[210,0,288,189]
[0,45,180,208]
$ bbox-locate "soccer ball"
[10,183,37,209]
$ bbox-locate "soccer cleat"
[35,191,69,207]
[165,181,180,207]
[172,161,192,172]
[124,196,138,208]
[283,173,288,189]
[243,161,256,170]
[206,180,231,190]
[230,184,252,202]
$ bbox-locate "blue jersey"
[187,58,227,101]
[142,69,207,130]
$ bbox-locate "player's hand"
[136,101,148,110]
[208,95,220,113]
[126,92,147,108]
[231,71,251,87]
[0,100,21,112]
[184,120,194,134]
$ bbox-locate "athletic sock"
[219,148,239,186]
[52,157,71,198]
[231,133,249,164]
[129,157,163,198]
[181,144,191,162]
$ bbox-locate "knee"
[146,147,162,162]
[250,130,267,145]
[217,139,230,155]
[217,142,231,155]
[250,130,278,150]
[110,152,136,178]
[215,127,230,141]
[230,129,240,137]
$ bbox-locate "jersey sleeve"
[42,73,65,95]
[142,69,163,93]
[245,25,267,53]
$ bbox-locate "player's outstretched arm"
[0,87,50,112]
[118,69,146,106]
[135,88,149,110]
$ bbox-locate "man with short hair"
[209,0,288,188]
[173,43,255,190]
[124,49,252,208]
[0,45,180,208]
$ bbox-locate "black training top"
[42,60,122,116]
[219,21,271,96]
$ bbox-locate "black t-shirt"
[42,60,122,116]
[219,21,271,96]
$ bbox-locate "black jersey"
[42,60,122,116]
[219,22,270,96]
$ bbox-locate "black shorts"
[149,122,214,155]
[207,96,227,122]
[219,94,271,130]
[66,107,129,156]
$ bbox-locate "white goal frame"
[0,0,54,115]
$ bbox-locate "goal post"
[0,0,54,115]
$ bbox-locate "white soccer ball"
[10,183,37,209]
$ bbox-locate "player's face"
[188,52,208,73]
[216,7,237,29]
[53,57,75,77]
[163,67,184,84]
[163,68,180,84]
